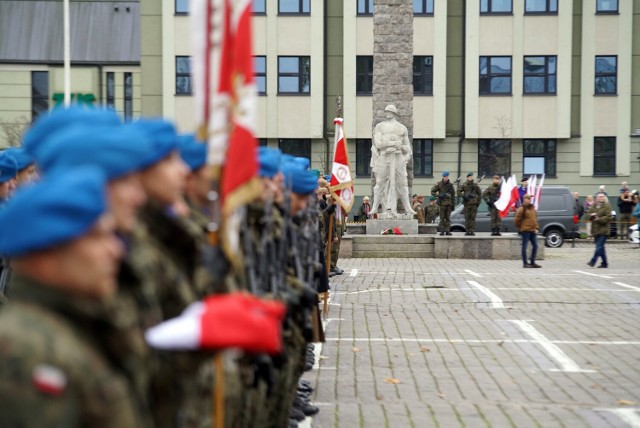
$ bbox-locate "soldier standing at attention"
[413,195,425,223]
[431,171,456,235]
[458,172,482,236]
[0,168,149,427]
[425,196,439,223]
[483,175,503,236]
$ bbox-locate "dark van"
[448,186,578,248]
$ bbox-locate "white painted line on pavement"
[596,408,640,427]
[467,280,505,308]
[350,268,358,277]
[312,318,342,370]
[465,269,483,278]
[509,320,596,373]
[335,288,425,295]
[574,270,614,279]
[614,282,640,292]
[322,338,640,345]
[490,288,639,292]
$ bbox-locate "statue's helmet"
[384,105,398,114]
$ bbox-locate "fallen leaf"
[384,378,400,384]
[319,355,329,360]
[498,341,504,347]
[375,393,384,400]
[438,393,446,399]
[618,399,636,406]
[419,347,430,353]
[352,347,361,353]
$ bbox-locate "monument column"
[372,0,414,211]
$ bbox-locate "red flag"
[329,118,355,213]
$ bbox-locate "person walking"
[587,192,613,268]
[515,194,541,268]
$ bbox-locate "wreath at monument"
[380,227,405,235]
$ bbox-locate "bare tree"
[0,115,29,148]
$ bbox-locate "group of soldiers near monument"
[0,107,334,428]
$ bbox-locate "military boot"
[491,228,498,236]
[495,229,502,236]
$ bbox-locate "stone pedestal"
[365,219,418,235]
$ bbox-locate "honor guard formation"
[0,107,336,428]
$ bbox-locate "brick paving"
[305,244,640,427]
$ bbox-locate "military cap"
[0,151,18,183]
[178,134,207,172]
[429,196,436,201]
[131,118,179,168]
[37,124,154,180]
[0,167,108,256]
[310,169,321,179]
[467,172,474,177]
[23,107,121,158]
[384,105,398,114]
[3,148,33,171]
[324,174,331,182]
[442,171,449,177]
[281,160,317,195]
[257,147,281,179]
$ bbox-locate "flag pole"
[63,0,71,107]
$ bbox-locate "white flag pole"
[63,0,71,107]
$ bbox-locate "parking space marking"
[613,282,640,292]
[596,408,640,427]
[467,280,505,308]
[464,269,483,278]
[509,320,596,373]
[349,268,358,277]
[574,270,614,279]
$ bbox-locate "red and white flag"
[534,174,545,210]
[329,118,355,213]
[191,0,260,264]
[494,174,519,218]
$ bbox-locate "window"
[106,72,115,109]
[176,0,188,13]
[253,0,266,14]
[479,56,512,95]
[31,71,49,122]
[357,0,373,15]
[278,139,311,162]
[596,0,618,13]
[279,0,309,14]
[594,137,616,176]
[356,56,373,95]
[480,0,512,14]
[478,139,511,177]
[176,56,192,95]
[413,139,433,177]
[258,139,268,147]
[255,56,266,95]
[523,56,556,94]
[413,0,434,15]
[413,56,433,95]
[355,139,372,176]
[595,56,617,94]
[523,139,556,177]
[525,0,557,13]
[124,72,133,121]
[278,56,310,94]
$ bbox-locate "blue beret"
[37,124,155,180]
[178,134,207,171]
[324,174,331,182]
[131,119,179,168]
[258,147,281,178]
[293,157,310,170]
[0,151,18,183]
[4,148,33,171]
[0,167,108,256]
[23,107,121,159]
[281,161,317,195]
[442,171,449,177]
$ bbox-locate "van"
[447,186,578,247]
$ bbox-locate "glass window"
[175,0,189,13]
[356,139,372,177]
[278,139,311,162]
[413,56,433,95]
[595,56,617,94]
[594,137,616,176]
[596,0,618,13]
[523,139,556,177]
[480,0,512,14]
[258,139,268,147]
[254,56,266,95]
[279,0,310,14]
[525,0,557,13]
[413,0,434,15]
[357,0,373,15]
[278,56,310,94]
[253,0,266,14]
[124,72,133,121]
[479,56,512,95]
[31,71,49,122]
[106,72,115,108]
[176,56,192,95]
[413,139,433,177]
[478,139,511,177]
[523,56,556,94]
[356,56,373,95]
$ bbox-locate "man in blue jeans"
[587,192,612,268]
[515,194,541,268]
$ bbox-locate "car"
[446,186,579,248]
[629,224,639,245]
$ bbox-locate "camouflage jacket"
[431,180,456,206]
[482,183,501,208]
[0,274,151,428]
[458,181,482,206]
[425,204,439,223]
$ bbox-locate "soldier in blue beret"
[3,148,37,187]
[0,167,151,427]
[0,151,18,204]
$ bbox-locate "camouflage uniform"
[431,180,456,234]
[482,183,502,234]
[330,208,345,271]
[0,274,151,427]
[425,203,439,223]
[458,180,482,234]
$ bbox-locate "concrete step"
[350,235,435,244]
[353,243,435,252]
[353,250,435,258]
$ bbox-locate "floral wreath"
[381,227,405,235]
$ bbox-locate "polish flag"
[534,174,545,210]
[494,174,519,218]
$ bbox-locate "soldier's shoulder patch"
[32,364,67,396]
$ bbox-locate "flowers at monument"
[380,227,405,235]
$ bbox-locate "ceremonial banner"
[329,118,355,213]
